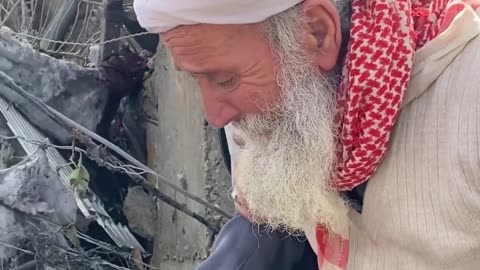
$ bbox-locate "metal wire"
[2,29,152,47]
[0,0,154,64]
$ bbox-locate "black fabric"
[218,128,232,175]
[341,181,368,214]
[195,213,318,270]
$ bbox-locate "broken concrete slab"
[0,148,77,225]
[0,148,77,263]
[0,30,109,144]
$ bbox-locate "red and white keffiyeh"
[320,0,480,268]
[334,0,456,194]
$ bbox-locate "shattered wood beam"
[39,0,78,51]
[99,0,124,61]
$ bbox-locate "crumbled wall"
[145,45,234,270]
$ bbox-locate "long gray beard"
[233,51,349,236]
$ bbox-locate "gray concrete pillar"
[145,45,234,270]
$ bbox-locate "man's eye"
[218,77,235,88]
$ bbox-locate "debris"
[132,248,146,270]
[0,148,77,264]
[38,0,78,52]
[98,46,149,99]
[0,2,234,268]
[0,149,77,222]
[122,5,159,53]
[0,43,227,255]
[0,93,145,254]
[123,186,156,240]
[89,45,101,66]
[0,66,232,220]
[76,131,222,234]
[0,30,109,144]
[0,2,166,269]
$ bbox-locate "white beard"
[233,50,349,237]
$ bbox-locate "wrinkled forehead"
[162,23,269,72]
[162,23,256,46]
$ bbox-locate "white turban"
[133,0,304,33]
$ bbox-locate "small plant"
[68,154,90,193]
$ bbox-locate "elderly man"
[134,0,480,269]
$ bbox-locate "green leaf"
[69,165,90,190]
[63,225,81,248]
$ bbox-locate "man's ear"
[301,0,342,72]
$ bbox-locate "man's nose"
[201,95,240,128]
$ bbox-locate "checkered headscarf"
[320,0,480,268]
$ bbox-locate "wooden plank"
[38,0,78,51]
[99,0,124,61]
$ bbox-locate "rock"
[123,186,156,240]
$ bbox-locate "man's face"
[163,23,282,128]
[163,6,349,236]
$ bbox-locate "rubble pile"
[0,28,154,269]
[0,1,231,269]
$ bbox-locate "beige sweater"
[347,6,480,270]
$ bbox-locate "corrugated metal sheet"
[0,97,145,253]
